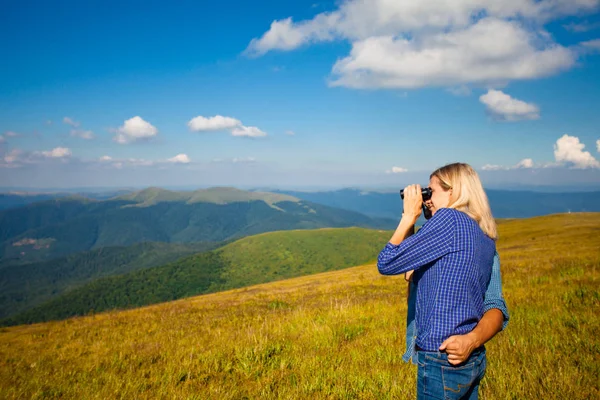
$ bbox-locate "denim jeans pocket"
[440,361,477,400]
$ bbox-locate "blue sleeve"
[377,208,457,275]
[483,251,509,330]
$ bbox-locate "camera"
[399,187,432,201]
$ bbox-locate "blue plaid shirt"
[403,252,509,363]
[377,208,496,351]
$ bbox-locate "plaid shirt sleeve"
[483,251,510,330]
[377,208,457,275]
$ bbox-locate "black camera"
[399,187,432,201]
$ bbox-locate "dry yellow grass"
[1,213,599,399]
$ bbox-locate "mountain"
[0,240,226,319]
[2,227,393,325]
[0,187,396,264]
[0,190,135,211]
[271,188,600,219]
[0,213,598,399]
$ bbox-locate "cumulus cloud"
[188,115,267,138]
[99,155,112,162]
[247,0,597,89]
[330,19,575,89]
[70,129,95,140]
[564,21,600,32]
[597,139,600,152]
[4,131,19,137]
[63,117,80,127]
[515,158,534,168]
[113,116,158,144]
[167,154,191,164]
[479,90,540,121]
[386,166,408,173]
[579,38,600,51]
[232,157,257,163]
[39,147,72,158]
[554,134,600,168]
[188,115,241,131]
[231,125,267,138]
[482,158,535,170]
[447,86,472,97]
[2,149,22,165]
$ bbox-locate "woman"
[377,163,501,399]
[403,201,508,368]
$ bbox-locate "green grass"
[0,213,598,399]
[2,227,393,326]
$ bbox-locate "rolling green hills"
[0,213,598,399]
[0,187,395,264]
[2,227,393,326]
[0,240,226,320]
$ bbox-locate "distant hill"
[2,227,393,325]
[0,190,133,210]
[271,188,600,219]
[0,187,396,263]
[0,240,226,320]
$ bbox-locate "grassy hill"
[0,213,597,399]
[0,187,395,263]
[1,227,393,326]
[0,240,226,319]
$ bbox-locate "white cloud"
[113,116,158,144]
[3,149,22,164]
[564,21,600,32]
[386,166,408,173]
[447,85,472,97]
[40,147,72,158]
[479,90,540,121]
[285,130,296,136]
[188,115,267,138]
[247,1,597,89]
[70,129,95,140]
[4,131,19,137]
[0,135,4,144]
[167,154,191,164]
[597,139,600,152]
[482,158,535,170]
[231,125,267,138]
[45,120,53,126]
[580,38,600,51]
[481,164,506,171]
[63,117,80,127]
[554,134,600,168]
[330,19,575,89]
[515,158,534,168]
[99,155,112,162]
[232,157,256,163]
[188,115,241,131]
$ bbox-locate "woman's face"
[426,175,452,216]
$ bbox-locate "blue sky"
[1,0,600,190]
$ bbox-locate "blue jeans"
[416,347,486,400]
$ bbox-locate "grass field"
[0,213,599,399]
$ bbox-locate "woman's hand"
[402,184,423,223]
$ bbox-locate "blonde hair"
[431,163,497,240]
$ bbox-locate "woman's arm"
[377,207,456,275]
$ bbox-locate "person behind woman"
[377,163,501,399]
